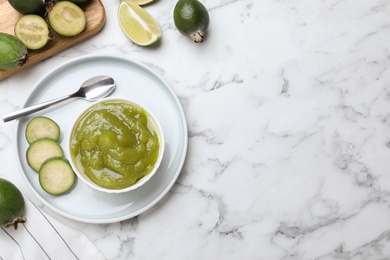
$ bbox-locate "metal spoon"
[2,75,116,122]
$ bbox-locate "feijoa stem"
[191,30,204,43]
[4,217,26,230]
[16,53,28,68]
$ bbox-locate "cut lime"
[14,14,50,50]
[118,1,161,46]
[122,0,154,6]
[68,0,91,4]
[48,1,86,37]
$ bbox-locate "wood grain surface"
[0,0,106,81]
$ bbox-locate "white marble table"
[1,0,390,259]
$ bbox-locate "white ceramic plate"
[14,54,188,223]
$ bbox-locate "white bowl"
[67,97,165,193]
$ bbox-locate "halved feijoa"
[173,0,210,43]
[0,33,28,71]
[15,14,50,50]
[48,1,87,37]
[8,0,47,15]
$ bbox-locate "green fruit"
[15,14,50,50]
[48,1,87,37]
[0,33,28,71]
[0,178,26,229]
[8,0,47,15]
[66,0,91,4]
[173,0,210,43]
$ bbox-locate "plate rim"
[14,54,188,223]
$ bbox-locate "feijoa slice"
[15,14,50,50]
[0,33,28,70]
[25,116,60,144]
[39,158,75,195]
[26,138,64,172]
[48,1,87,37]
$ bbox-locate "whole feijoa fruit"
[0,178,26,229]
[0,33,28,71]
[8,0,47,15]
[173,0,210,43]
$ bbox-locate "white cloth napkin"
[0,196,106,260]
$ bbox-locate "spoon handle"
[2,94,75,122]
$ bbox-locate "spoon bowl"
[77,76,116,101]
[2,75,116,122]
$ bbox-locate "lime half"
[118,1,161,46]
[48,1,86,37]
[14,14,50,50]
[122,0,155,6]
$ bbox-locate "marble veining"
[1,0,390,259]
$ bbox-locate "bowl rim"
[67,97,165,193]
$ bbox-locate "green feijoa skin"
[0,33,28,71]
[0,178,26,229]
[8,0,47,15]
[173,0,210,43]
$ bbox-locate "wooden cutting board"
[0,0,106,81]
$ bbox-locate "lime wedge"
[48,1,86,37]
[122,0,154,6]
[118,1,161,46]
[14,14,49,50]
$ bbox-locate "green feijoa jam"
[70,100,161,190]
